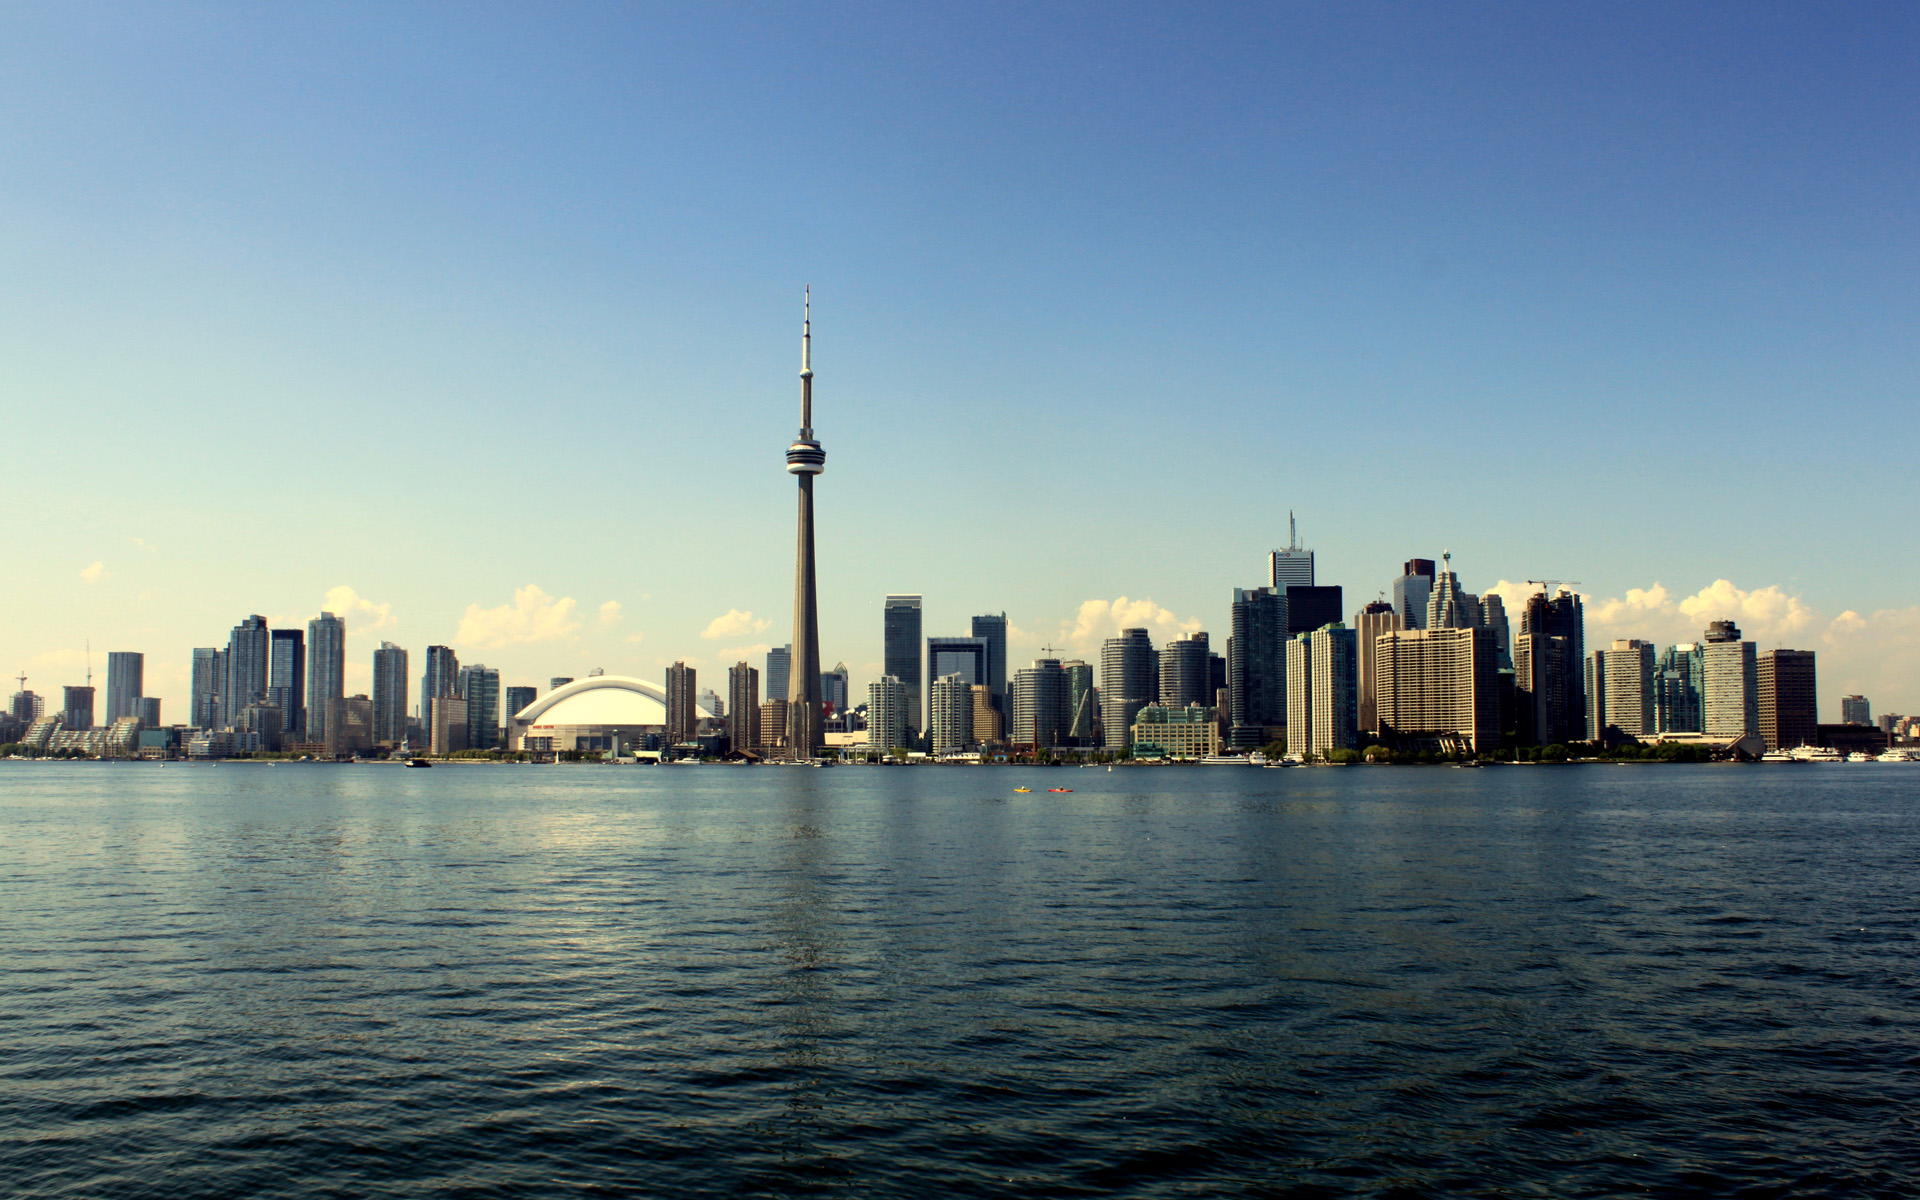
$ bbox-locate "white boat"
[1847,752,1875,763]
[1759,750,1795,763]
[1876,748,1915,762]
[1795,746,1843,763]
[1199,754,1251,766]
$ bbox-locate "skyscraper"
[1228,587,1286,747]
[867,676,908,756]
[1353,600,1401,734]
[1393,560,1436,630]
[1513,590,1584,745]
[1759,650,1817,751]
[1062,659,1096,745]
[929,673,974,756]
[191,647,221,729]
[105,651,143,723]
[1013,658,1070,748]
[1375,626,1499,754]
[764,646,791,708]
[459,663,500,750]
[1480,593,1511,668]
[971,685,1004,744]
[1425,553,1482,630]
[1268,512,1315,591]
[785,291,827,761]
[1159,632,1211,707]
[1840,694,1871,726]
[224,616,270,730]
[1100,629,1156,751]
[1700,620,1758,738]
[728,663,761,755]
[883,595,923,734]
[1587,639,1655,741]
[666,661,697,744]
[307,612,345,742]
[504,685,537,725]
[63,685,96,731]
[268,629,306,737]
[1656,644,1703,733]
[971,613,1008,720]
[926,636,987,729]
[1308,624,1358,756]
[373,642,410,745]
[1285,586,1344,636]
[137,697,161,727]
[420,645,460,716]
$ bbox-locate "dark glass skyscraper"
[1514,590,1585,745]
[883,595,923,733]
[1284,586,1343,636]
[307,612,345,741]
[421,645,460,715]
[225,616,270,730]
[970,613,1008,718]
[1228,587,1287,746]
[105,651,143,723]
[268,628,306,736]
[1393,560,1436,630]
[373,642,410,745]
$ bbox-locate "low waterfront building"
[1131,703,1221,760]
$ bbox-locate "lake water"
[3,761,1918,1197]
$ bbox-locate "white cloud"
[1053,596,1202,655]
[80,561,105,583]
[598,600,622,626]
[1676,580,1816,639]
[454,585,581,649]
[1588,583,1671,626]
[716,643,773,662]
[701,609,771,639]
[322,585,396,632]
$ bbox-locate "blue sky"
[5,3,1918,718]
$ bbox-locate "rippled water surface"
[4,761,1919,1197]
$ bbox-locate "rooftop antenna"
[1289,511,1298,551]
[86,640,92,687]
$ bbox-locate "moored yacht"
[1759,749,1795,763]
[1876,748,1915,762]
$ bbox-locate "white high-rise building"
[1374,626,1499,753]
[929,673,974,757]
[1701,621,1758,737]
[868,676,909,756]
[1268,511,1314,591]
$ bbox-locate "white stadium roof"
[515,675,713,727]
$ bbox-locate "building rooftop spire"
[801,285,812,380]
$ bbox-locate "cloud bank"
[454,585,580,649]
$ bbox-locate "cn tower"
[784,288,825,760]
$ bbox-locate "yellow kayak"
[1013,787,1032,792]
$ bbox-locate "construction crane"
[1526,579,1583,595]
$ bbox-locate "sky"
[4,3,1918,721]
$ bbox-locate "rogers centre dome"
[510,675,713,752]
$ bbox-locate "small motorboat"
[1013,787,1032,793]
[406,758,432,768]
[1759,750,1795,763]
[1047,787,1073,793]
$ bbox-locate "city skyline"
[5,7,1919,717]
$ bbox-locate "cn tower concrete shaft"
[784,288,825,760]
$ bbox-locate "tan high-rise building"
[665,661,696,743]
[1375,626,1498,753]
[971,685,1003,744]
[1758,649,1817,751]
[728,662,761,755]
[1701,621,1758,737]
[758,699,788,756]
[1353,601,1402,733]
[1587,639,1655,740]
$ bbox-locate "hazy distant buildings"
[1701,621,1758,738]
[1100,629,1155,751]
[307,612,345,742]
[504,685,537,724]
[428,695,468,756]
[105,652,143,723]
[137,697,161,727]
[1353,601,1401,733]
[1587,639,1655,741]
[549,677,574,692]
[373,642,409,745]
[729,663,760,755]
[867,676,909,755]
[883,596,923,732]
[929,673,973,756]
[1393,560,1436,630]
[1759,650,1817,751]
[665,662,697,744]
[10,687,46,723]
[971,613,1009,721]
[1376,626,1499,754]
[764,646,791,709]
[268,628,306,737]
[326,695,374,757]
[1840,694,1871,726]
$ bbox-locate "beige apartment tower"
[1374,626,1499,753]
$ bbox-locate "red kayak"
[1047,787,1073,793]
